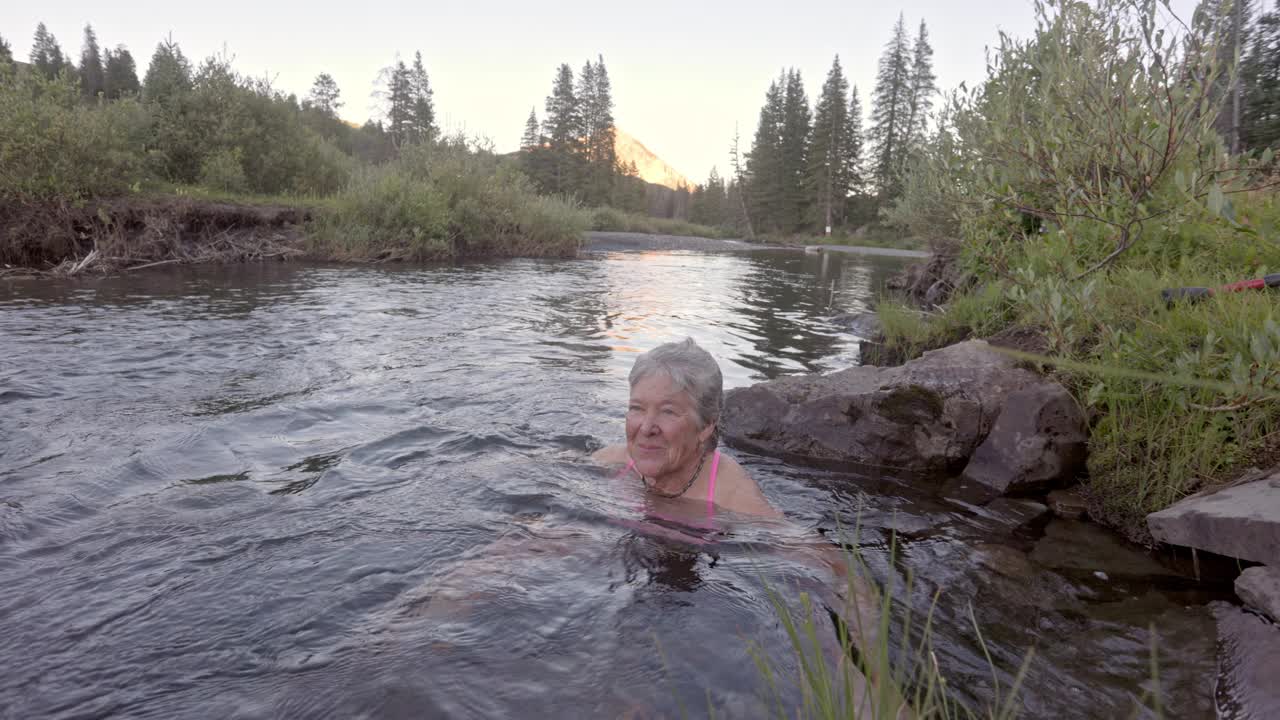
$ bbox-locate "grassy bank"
[871,0,1280,541]
[764,223,930,251]
[588,205,728,239]
[878,195,1280,540]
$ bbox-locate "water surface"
[0,249,1224,718]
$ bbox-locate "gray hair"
[629,337,723,451]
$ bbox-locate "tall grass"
[307,140,589,261]
[748,533,1030,719]
[747,531,1173,718]
[589,206,729,239]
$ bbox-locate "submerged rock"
[723,339,1082,485]
[1047,487,1090,520]
[1211,602,1280,720]
[1147,471,1280,564]
[1235,566,1280,624]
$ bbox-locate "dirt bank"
[0,198,309,275]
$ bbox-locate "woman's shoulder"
[592,444,629,465]
[712,450,750,480]
[712,451,782,518]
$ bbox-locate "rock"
[1211,601,1280,719]
[1236,566,1280,623]
[980,497,1051,532]
[973,542,1037,580]
[723,340,1054,477]
[843,311,882,339]
[1147,472,1280,564]
[960,385,1088,496]
[1047,488,1089,520]
[923,280,949,308]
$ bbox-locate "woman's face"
[626,372,715,479]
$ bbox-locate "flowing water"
[0,245,1230,718]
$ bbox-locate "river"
[0,243,1226,718]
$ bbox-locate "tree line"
[684,14,935,237]
[0,21,444,196]
[518,57,651,212]
[691,1,1280,239]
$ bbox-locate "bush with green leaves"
[0,67,150,200]
[308,137,588,261]
[890,0,1273,274]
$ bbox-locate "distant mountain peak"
[615,129,691,190]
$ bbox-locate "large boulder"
[1236,566,1280,623]
[960,385,1088,495]
[1147,471,1280,564]
[722,340,1081,481]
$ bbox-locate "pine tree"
[1242,1,1280,148]
[729,125,755,238]
[807,56,853,233]
[103,45,141,99]
[747,74,786,232]
[31,23,68,80]
[143,36,192,104]
[900,20,937,167]
[79,25,105,99]
[845,85,867,216]
[408,52,437,143]
[382,59,414,146]
[307,73,342,116]
[701,167,727,226]
[574,55,617,205]
[543,63,584,196]
[0,33,11,65]
[521,107,541,150]
[521,107,551,191]
[779,69,812,232]
[869,14,913,197]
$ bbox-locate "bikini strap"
[706,450,721,517]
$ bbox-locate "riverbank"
[866,201,1280,544]
[0,190,585,276]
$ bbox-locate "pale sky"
[1,0,1200,184]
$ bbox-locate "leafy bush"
[197,148,248,194]
[308,138,587,260]
[0,68,150,200]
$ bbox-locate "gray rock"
[1047,488,1089,520]
[981,497,1051,532]
[1147,472,1280,564]
[846,311,882,340]
[924,279,949,307]
[960,385,1088,495]
[722,340,1048,477]
[1236,566,1280,623]
[1211,601,1280,719]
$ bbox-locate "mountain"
[614,129,691,190]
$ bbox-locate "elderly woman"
[593,337,779,518]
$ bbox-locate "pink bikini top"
[622,450,722,519]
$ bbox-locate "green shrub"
[197,148,248,194]
[308,139,588,261]
[0,69,150,200]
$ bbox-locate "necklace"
[640,450,708,499]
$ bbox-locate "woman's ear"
[698,421,716,446]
